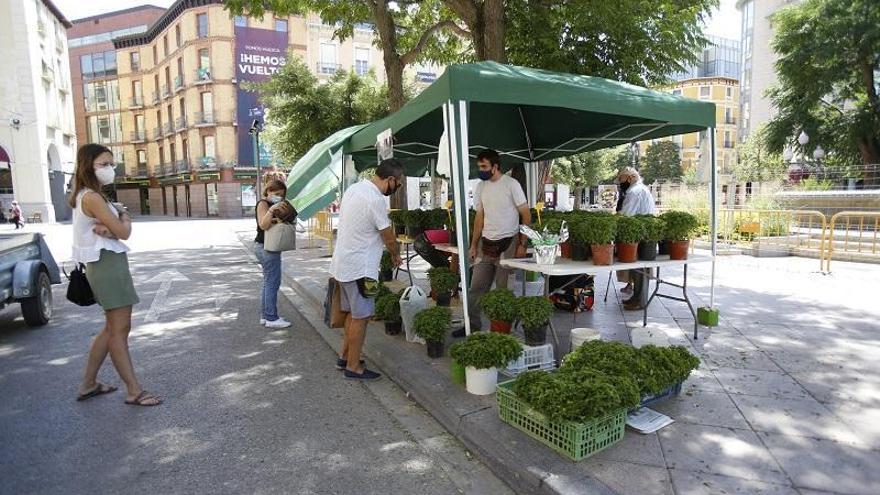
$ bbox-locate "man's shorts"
[339,280,375,320]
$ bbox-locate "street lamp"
[798,130,809,146]
[249,118,264,191]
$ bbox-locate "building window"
[197,13,208,38]
[163,35,168,57]
[137,149,147,166]
[726,87,733,99]
[725,107,734,125]
[203,135,216,158]
[170,142,176,163]
[135,114,144,133]
[130,51,140,71]
[175,24,182,48]
[159,145,165,165]
[724,131,733,148]
[275,19,288,32]
[234,16,247,28]
[200,91,213,115]
[699,86,711,99]
[179,97,186,119]
[354,47,369,75]
[80,51,117,79]
[319,43,338,74]
[152,45,158,65]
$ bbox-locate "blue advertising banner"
[235,26,288,167]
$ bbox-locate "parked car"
[0,233,61,326]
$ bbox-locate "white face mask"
[95,166,116,186]
[268,195,282,204]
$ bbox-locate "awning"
[285,124,366,220]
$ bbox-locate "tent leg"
[444,100,472,336]
[709,126,718,310]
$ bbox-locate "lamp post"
[249,118,264,192]
[785,130,824,183]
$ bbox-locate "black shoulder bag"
[64,263,96,306]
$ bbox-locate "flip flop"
[76,383,118,402]
[125,391,163,407]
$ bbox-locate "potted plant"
[448,342,467,385]
[379,251,394,282]
[450,332,522,395]
[661,211,699,260]
[569,220,590,261]
[615,216,644,263]
[580,215,617,265]
[413,306,451,358]
[516,296,555,346]
[375,292,402,335]
[405,209,426,239]
[388,210,407,236]
[479,288,517,333]
[427,267,458,306]
[637,215,665,261]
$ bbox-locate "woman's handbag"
[264,222,297,252]
[64,263,96,306]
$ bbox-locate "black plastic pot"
[638,241,658,261]
[395,224,406,236]
[436,292,452,307]
[570,241,590,261]
[384,319,402,335]
[524,325,548,346]
[406,226,424,239]
[426,339,444,358]
[658,240,671,255]
[379,269,394,282]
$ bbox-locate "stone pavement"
[276,232,880,495]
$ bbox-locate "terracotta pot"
[570,241,589,261]
[436,292,452,307]
[559,240,572,258]
[524,325,547,346]
[426,339,444,358]
[658,240,671,255]
[669,240,690,260]
[591,243,614,266]
[490,320,512,334]
[617,242,638,263]
[638,241,658,261]
[384,319,402,335]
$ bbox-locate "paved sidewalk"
[277,233,880,495]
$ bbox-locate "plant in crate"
[413,306,451,358]
[636,215,665,261]
[427,267,458,306]
[479,288,517,333]
[375,292,402,335]
[450,332,522,395]
[379,251,394,281]
[660,211,699,260]
[516,296,555,346]
[579,215,617,265]
[615,216,645,263]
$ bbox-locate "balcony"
[129,95,144,108]
[724,141,735,149]
[136,165,148,177]
[174,75,184,91]
[152,127,163,140]
[174,160,191,173]
[151,91,160,105]
[193,111,216,127]
[197,156,217,170]
[162,122,174,136]
[175,116,187,131]
[725,117,737,125]
[41,65,54,83]
[161,85,170,99]
[317,62,341,75]
[194,67,213,84]
[130,130,146,143]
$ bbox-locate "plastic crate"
[503,344,555,376]
[638,381,683,408]
[496,381,626,461]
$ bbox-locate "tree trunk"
[480,0,506,62]
[857,134,880,186]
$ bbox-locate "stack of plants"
[427,267,459,306]
[479,288,517,333]
[413,306,451,358]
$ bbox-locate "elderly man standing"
[617,167,656,310]
[330,158,404,380]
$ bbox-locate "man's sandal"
[76,383,118,401]
[125,391,163,406]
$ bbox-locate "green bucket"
[698,307,720,327]
[450,360,466,385]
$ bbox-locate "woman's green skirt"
[85,250,139,310]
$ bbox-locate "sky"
[55,0,742,41]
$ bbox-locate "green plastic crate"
[496,381,626,461]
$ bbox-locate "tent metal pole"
[444,100,472,336]
[709,126,717,309]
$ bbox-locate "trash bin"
[400,285,427,344]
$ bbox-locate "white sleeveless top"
[72,189,130,263]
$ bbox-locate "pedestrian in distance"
[71,143,161,407]
[11,201,24,229]
[329,158,403,380]
[255,179,293,329]
[617,167,656,311]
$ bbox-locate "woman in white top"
[70,144,161,407]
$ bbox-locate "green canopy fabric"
[345,61,715,172]
[285,124,366,220]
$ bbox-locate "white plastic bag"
[400,286,427,344]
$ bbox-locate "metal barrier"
[308,210,334,255]
[822,211,880,272]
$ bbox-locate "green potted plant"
[615,216,645,263]
[580,215,617,265]
[413,306,451,358]
[568,221,590,261]
[405,209,426,239]
[427,267,458,307]
[425,208,448,230]
[379,251,394,282]
[637,215,665,261]
[516,296,555,345]
[661,211,699,260]
[375,292,402,335]
[388,210,407,236]
[448,341,467,385]
[479,288,517,333]
[450,332,522,395]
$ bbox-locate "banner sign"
[235,26,288,167]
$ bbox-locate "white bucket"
[570,328,601,350]
[465,366,498,395]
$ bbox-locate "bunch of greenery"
[406,209,427,228]
[380,251,393,272]
[635,345,702,395]
[479,288,518,322]
[449,332,523,369]
[637,215,666,242]
[511,369,640,422]
[427,267,459,295]
[570,215,617,245]
[615,216,646,244]
[388,210,406,227]
[413,307,451,343]
[660,211,700,241]
[424,208,449,229]
[516,296,555,331]
[376,281,392,299]
[375,292,401,322]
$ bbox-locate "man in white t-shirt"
[455,149,531,336]
[329,159,404,380]
[617,167,656,311]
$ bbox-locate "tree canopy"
[641,141,683,185]
[734,125,786,182]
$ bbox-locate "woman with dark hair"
[255,179,292,328]
[70,143,161,407]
